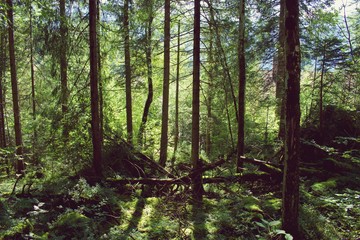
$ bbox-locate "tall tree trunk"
[205,0,215,157]
[89,0,102,177]
[206,1,238,121]
[29,1,36,160]
[60,0,69,140]
[172,20,180,163]
[319,48,325,144]
[159,0,171,167]
[97,0,104,145]
[282,0,301,237]
[237,0,246,172]
[192,0,203,202]
[276,0,286,140]
[7,0,24,173]
[138,0,154,148]
[0,14,6,148]
[124,0,133,143]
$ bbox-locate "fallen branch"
[239,156,282,176]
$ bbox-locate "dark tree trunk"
[60,0,69,140]
[172,20,180,163]
[192,0,203,202]
[276,0,286,140]
[138,0,154,148]
[0,11,7,148]
[124,0,133,143]
[7,0,24,173]
[319,48,326,143]
[237,0,246,172]
[282,0,301,238]
[89,0,102,177]
[159,0,171,167]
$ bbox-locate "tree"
[0,4,7,148]
[275,0,286,139]
[237,0,246,172]
[282,0,301,237]
[7,0,24,173]
[172,20,180,162]
[138,0,154,148]
[60,0,69,140]
[191,0,203,202]
[89,0,102,177]
[159,0,170,167]
[124,0,133,143]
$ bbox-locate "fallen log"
[106,171,280,186]
[239,156,282,176]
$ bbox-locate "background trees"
[0,0,359,238]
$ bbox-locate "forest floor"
[0,138,360,239]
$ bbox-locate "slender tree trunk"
[192,0,203,202]
[60,0,69,140]
[282,0,301,237]
[205,23,213,157]
[7,0,24,173]
[206,0,238,122]
[89,0,102,177]
[124,0,133,143]
[319,48,325,143]
[342,4,355,63]
[29,1,36,160]
[97,0,104,145]
[138,0,154,148]
[0,17,6,148]
[159,0,171,167]
[276,0,286,140]
[237,0,246,172]
[172,20,180,163]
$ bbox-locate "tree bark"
[276,0,286,140]
[97,0,104,145]
[7,0,24,173]
[29,1,37,160]
[138,0,154,148]
[0,11,7,148]
[60,0,69,140]
[172,20,180,163]
[282,0,301,237]
[237,0,246,172]
[192,0,203,202]
[319,47,326,143]
[89,0,102,177]
[159,0,171,167]
[124,0,133,143]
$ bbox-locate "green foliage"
[48,211,95,240]
[255,219,293,240]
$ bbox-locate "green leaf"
[275,229,286,235]
[255,221,266,229]
[285,233,293,240]
[268,220,281,227]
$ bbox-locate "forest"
[0,0,359,239]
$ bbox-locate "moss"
[311,178,337,194]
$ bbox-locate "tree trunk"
[138,0,154,148]
[282,0,301,237]
[60,0,69,140]
[192,0,203,202]
[29,1,37,160]
[97,0,104,145]
[7,0,24,173]
[159,0,171,167]
[319,48,326,143]
[172,20,180,163]
[237,0,246,172]
[276,0,286,140]
[89,0,102,177]
[124,0,133,143]
[0,12,7,148]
